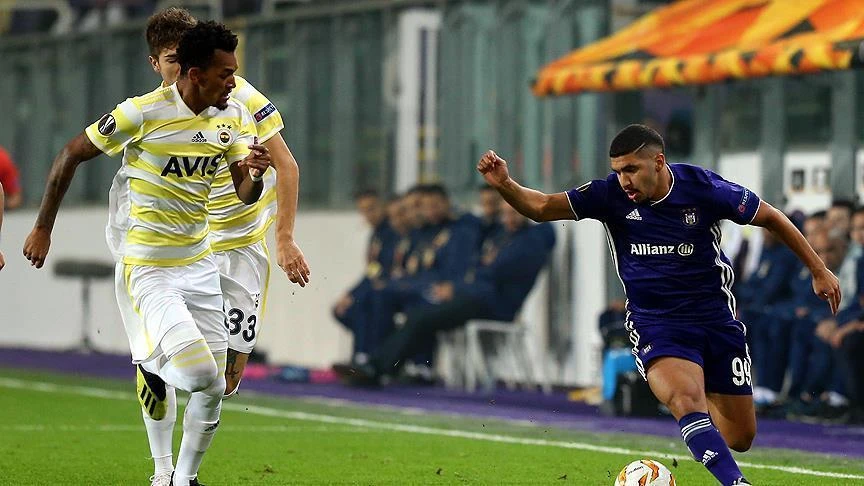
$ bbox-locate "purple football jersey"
[566,163,761,325]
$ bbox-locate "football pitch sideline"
[0,369,862,485]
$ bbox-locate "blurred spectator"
[336,201,555,385]
[0,145,22,209]
[477,184,503,242]
[803,210,826,238]
[827,200,854,238]
[785,230,849,419]
[598,299,634,404]
[332,190,395,363]
[738,228,799,404]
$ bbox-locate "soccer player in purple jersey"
[477,124,841,486]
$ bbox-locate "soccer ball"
[614,459,676,486]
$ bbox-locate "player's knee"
[726,427,755,452]
[184,366,219,392]
[728,434,753,452]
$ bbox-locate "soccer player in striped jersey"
[23,21,269,486]
[146,8,308,397]
[478,124,841,486]
[131,8,309,484]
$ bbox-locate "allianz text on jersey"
[630,243,695,257]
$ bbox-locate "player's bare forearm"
[265,134,310,285]
[34,133,102,231]
[478,151,573,221]
[236,175,264,205]
[751,201,824,272]
[496,178,548,221]
[265,134,300,240]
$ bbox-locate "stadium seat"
[54,259,114,353]
[439,319,551,394]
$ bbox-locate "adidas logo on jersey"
[191,131,208,143]
[701,450,718,465]
[626,209,642,221]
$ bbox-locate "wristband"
[250,170,264,182]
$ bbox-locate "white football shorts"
[214,240,271,354]
[115,254,226,364]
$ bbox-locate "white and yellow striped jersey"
[207,75,284,252]
[86,83,257,267]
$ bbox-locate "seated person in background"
[332,190,396,363]
[361,184,481,375]
[737,228,799,405]
[599,299,634,404]
[337,201,555,385]
[476,184,503,243]
[784,230,848,418]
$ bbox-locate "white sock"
[174,350,226,485]
[143,385,177,475]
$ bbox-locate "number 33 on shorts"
[224,307,257,343]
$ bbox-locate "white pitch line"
[1,377,862,481]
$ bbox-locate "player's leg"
[704,322,757,452]
[173,257,229,486]
[115,263,178,484]
[217,242,269,397]
[645,357,748,485]
[707,393,756,452]
[635,320,749,486]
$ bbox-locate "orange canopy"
[533,0,864,96]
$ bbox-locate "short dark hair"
[831,199,855,212]
[176,21,238,75]
[418,183,449,199]
[810,210,827,220]
[145,7,197,57]
[353,189,379,201]
[609,124,665,158]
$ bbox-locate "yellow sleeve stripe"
[85,107,141,157]
[256,113,284,143]
[208,189,277,230]
[130,179,209,207]
[127,226,209,247]
[130,203,207,227]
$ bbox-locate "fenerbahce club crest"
[681,208,698,226]
[216,124,233,145]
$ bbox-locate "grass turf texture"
[0,369,861,485]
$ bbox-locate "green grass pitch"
[0,369,861,485]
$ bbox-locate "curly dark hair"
[145,7,197,57]
[176,21,238,75]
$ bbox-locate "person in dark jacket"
[337,201,555,384]
[737,228,799,398]
[332,190,396,361]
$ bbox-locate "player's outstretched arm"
[265,133,310,287]
[750,199,841,314]
[23,133,103,269]
[477,150,573,222]
[230,142,271,205]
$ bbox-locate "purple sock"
[678,412,744,486]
